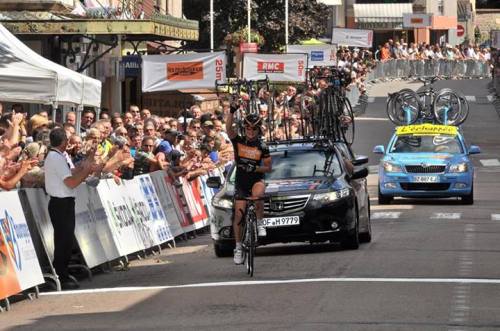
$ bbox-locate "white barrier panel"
[164,175,194,232]
[287,44,337,68]
[243,53,308,82]
[180,177,209,230]
[0,191,44,300]
[74,185,113,268]
[149,171,184,238]
[142,51,227,92]
[97,179,146,256]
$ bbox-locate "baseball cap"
[203,120,214,127]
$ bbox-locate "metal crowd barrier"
[366,59,491,81]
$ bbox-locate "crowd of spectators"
[0,103,236,191]
[375,39,492,62]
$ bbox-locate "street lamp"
[285,0,289,51]
[210,0,214,52]
[247,0,251,42]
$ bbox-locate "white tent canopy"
[0,23,101,108]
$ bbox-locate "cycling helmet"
[244,113,262,128]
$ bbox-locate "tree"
[183,0,328,51]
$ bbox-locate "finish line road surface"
[2,79,500,331]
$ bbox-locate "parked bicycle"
[386,76,469,126]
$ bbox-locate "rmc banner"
[141,51,227,92]
[331,28,373,48]
[287,45,337,68]
[0,191,44,300]
[243,53,308,82]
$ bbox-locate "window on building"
[476,0,500,9]
[438,0,444,15]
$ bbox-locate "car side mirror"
[352,155,369,166]
[206,176,222,189]
[468,145,481,155]
[373,145,385,154]
[350,167,369,180]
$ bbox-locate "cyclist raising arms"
[226,104,272,265]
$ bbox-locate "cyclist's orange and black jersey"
[231,135,270,198]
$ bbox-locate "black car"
[207,141,371,257]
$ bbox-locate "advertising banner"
[0,192,43,300]
[165,175,194,232]
[243,53,308,82]
[142,51,226,92]
[180,177,209,230]
[74,185,111,268]
[149,171,184,238]
[403,14,432,28]
[331,28,373,48]
[287,44,337,68]
[97,179,146,256]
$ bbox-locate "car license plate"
[414,175,439,183]
[262,216,300,227]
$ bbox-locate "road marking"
[40,277,500,296]
[367,97,375,103]
[492,214,500,221]
[357,117,389,121]
[464,96,476,102]
[371,205,414,211]
[371,212,402,219]
[430,213,461,219]
[368,165,379,173]
[487,94,495,102]
[480,159,500,167]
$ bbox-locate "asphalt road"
[2,78,500,331]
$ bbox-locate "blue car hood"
[385,153,468,165]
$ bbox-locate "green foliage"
[183,0,328,51]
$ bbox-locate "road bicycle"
[238,196,266,277]
[310,68,355,144]
[386,76,469,126]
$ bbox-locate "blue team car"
[373,124,480,205]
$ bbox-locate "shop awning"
[354,3,413,23]
[0,14,198,40]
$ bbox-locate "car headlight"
[313,188,350,203]
[449,162,468,173]
[212,197,233,209]
[383,161,403,173]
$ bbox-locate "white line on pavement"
[357,117,389,121]
[487,95,494,102]
[464,96,476,102]
[371,205,414,211]
[367,97,375,103]
[430,213,461,219]
[480,159,500,167]
[40,277,500,296]
[371,212,402,219]
[491,214,500,221]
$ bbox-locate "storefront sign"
[287,44,337,68]
[121,56,142,77]
[403,14,432,28]
[142,52,226,92]
[243,53,308,82]
[331,28,373,48]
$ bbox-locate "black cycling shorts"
[234,178,264,200]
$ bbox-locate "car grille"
[405,165,446,173]
[264,195,310,215]
[400,183,450,191]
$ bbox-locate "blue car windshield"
[390,135,463,154]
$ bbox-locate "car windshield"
[390,134,463,154]
[267,149,342,179]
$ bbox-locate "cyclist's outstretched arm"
[225,104,238,139]
[256,156,272,174]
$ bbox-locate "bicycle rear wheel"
[339,96,355,145]
[433,88,462,125]
[387,89,420,125]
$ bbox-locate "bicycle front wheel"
[244,220,256,277]
[433,88,462,125]
[340,97,355,145]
